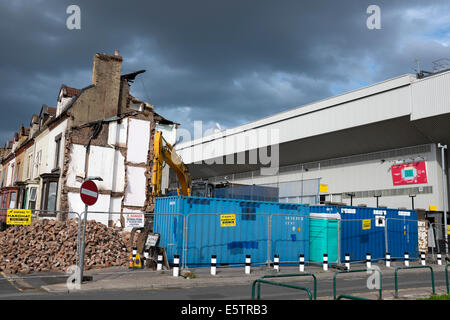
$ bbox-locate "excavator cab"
[190,180,215,198]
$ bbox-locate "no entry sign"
[80,180,99,206]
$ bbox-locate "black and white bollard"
[386,252,391,268]
[132,247,137,269]
[157,254,163,271]
[211,255,217,276]
[143,249,149,269]
[421,253,426,266]
[173,254,180,277]
[366,253,372,269]
[299,254,305,272]
[437,253,442,266]
[323,254,328,271]
[345,253,350,270]
[404,252,409,267]
[245,255,251,274]
[274,254,280,272]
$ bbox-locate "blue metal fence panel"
[154,196,309,267]
[339,206,386,262]
[386,209,419,259]
[269,204,309,264]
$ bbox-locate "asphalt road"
[0,270,446,300]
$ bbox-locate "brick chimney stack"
[90,52,123,119]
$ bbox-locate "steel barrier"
[251,273,317,300]
[333,268,382,300]
[394,265,435,298]
[252,273,317,300]
[446,264,449,294]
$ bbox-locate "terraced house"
[0,51,176,228]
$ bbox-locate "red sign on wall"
[392,161,428,186]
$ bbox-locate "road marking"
[0,272,23,292]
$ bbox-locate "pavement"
[9,261,441,299]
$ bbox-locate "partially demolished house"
[0,52,177,227]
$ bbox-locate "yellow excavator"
[150,130,192,204]
[128,130,192,268]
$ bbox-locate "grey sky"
[0,0,449,144]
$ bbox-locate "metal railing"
[251,273,317,300]
[333,268,382,300]
[394,265,435,298]
[446,264,449,294]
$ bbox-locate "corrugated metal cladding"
[308,206,418,263]
[338,206,418,262]
[154,196,309,267]
[411,70,450,121]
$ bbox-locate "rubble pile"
[0,219,131,274]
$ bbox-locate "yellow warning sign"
[6,209,31,225]
[129,254,134,269]
[362,219,371,230]
[220,214,236,227]
[134,253,142,268]
[319,184,329,193]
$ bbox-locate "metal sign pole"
[78,204,88,285]
[438,143,448,257]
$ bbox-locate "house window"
[15,161,20,183]
[27,154,33,179]
[41,179,58,212]
[9,192,16,209]
[9,164,15,186]
[35,151,41,176]
[54,134,62,170]
[28,187,37,210]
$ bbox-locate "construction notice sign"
[124,214,145,228]
[220,214,236,227]
[362,219,371,230]
[392,161,428,186]
[7,209,31,225]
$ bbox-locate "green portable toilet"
[309,213,341,264]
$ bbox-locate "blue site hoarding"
[308,205,419,264]
[154,196,309,267]
[338,206,418,262]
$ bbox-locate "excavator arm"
[129,131,191,262]
[151,130,191,202]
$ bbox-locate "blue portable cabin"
[153,196,309,267]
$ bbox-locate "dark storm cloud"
[0,0,449,143]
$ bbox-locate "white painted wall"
[127,118,150,164]
[124,166,147,207]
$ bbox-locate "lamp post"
[438,143,448,257]
[374,194,382,208]
[347,193,355,206]
[409,194,416,211]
